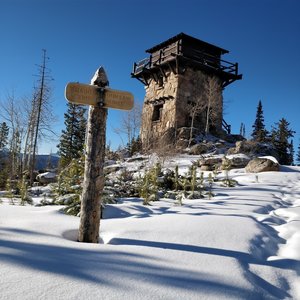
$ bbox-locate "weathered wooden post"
[78,67,108,243]
[65,66,134,243]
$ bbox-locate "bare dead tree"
[0,91,25,179]
[204,75,222,135]
[187,93,206,148]
[22,49,56,184]
[113,101,142,148]
[186,73,222,147]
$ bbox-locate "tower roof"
[146,32,229,55]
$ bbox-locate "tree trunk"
[78,67,108,243]
[188,110,196,148]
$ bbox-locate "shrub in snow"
[63,200,81,216]
[186,190,204,199]
[174,165,179,191]
[164,191,177,200]
[139,163,162,205]
[5,179,15,205]
[207,173,214,199]
[19,177,32,205]
[117,168,134,182]
[220,157,237,187]
[55,194,79,205]
[56,158,84,196]
[162,169,175,190]
[39,197,56,206]
[176,192,184,206]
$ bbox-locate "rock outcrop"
[245,157,279,173]
[227,140,278,158]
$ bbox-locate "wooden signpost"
[65,82,134,111]
[65,67,134,243]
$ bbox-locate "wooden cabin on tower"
[131,33,242,150]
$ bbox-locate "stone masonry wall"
[140,67,223,150]
[176,68,223,133]
[140,71,178,149]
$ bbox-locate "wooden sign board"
[65,82,134,110]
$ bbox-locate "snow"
[0,159,300,299]
[259,156,279,164]
[38,171,57,179]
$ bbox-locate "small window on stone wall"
[152,104,164,122]
[158,76,163,87]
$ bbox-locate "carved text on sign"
[65,82,134,110]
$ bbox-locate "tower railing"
[132,47,239,77]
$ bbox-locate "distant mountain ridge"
[35,154,60,170]
[0,150,60,170]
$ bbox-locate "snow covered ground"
[0,162,300,299]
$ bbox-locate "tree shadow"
[109,237,299,298]
[0,237,259,299]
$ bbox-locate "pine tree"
[130,135,142,156]
[251,100,268,142]
[239,122,246,137]
[271,118,295,165]
[0,122,9,149]
[0,122,9,188]
[296,142,300,166]
[57,103,87,168]
[288,140,294,166]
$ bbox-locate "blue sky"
[0,0,299,154]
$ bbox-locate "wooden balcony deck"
[132,43,241,86]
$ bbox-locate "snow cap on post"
[91,66,109,87]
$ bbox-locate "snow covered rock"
[245,157,279,173]
[227,140,278,158]
[189,142,215,155]
[224,154,251,169]
[198,156,223,171]
[36,172,57,184]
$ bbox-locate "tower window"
[158,76,164,87]
[152,104,163,122]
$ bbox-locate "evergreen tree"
[271,118,295,165]
[130,135,142,156]
[296,141,300,166]
[239,122,246,137]
[251,100,268,142]
[57,103,87,168]
[288,140,294,166]
[0,122,9,149]
[0,122,9,188]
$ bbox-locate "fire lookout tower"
[131,33,242,150]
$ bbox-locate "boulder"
[189,142,215,155]
[224,154,251,169]
[198,156,223,171]
[36,172,57,184]
[227,140,278,158]
[245,157,279,173]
